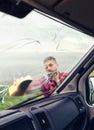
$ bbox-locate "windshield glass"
[0,10,93,111]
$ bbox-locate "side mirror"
[88,76,94,104]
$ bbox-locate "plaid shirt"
[41,72,68,97]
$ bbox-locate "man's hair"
[44,56,57,63]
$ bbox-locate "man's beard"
[47,71,58,80]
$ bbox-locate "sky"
[0,10,94,82]
[0,11,93,52]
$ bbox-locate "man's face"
[45,59,58,74]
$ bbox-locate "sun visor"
[0,0,34,18]
[22,0,94,37]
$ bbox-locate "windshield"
[0,10,93,111]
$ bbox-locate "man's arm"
[9,76,46,96]
[9,80,32,96]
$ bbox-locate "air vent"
[75,97,85,113]
[35,112,51,130]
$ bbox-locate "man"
[9,56,68,97]
[39,56,68,96]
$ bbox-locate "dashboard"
[0,93,87,130]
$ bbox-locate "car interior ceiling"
[0,0,94,130]
[22,0,94,37]
[0,0,94,37]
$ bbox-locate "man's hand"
[9,75,32,96]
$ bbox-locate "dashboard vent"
[35,112,51,130]
[75,97,85,113]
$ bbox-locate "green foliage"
[0,94,28,111]
[90,71,94,76]
[0,88,43,111]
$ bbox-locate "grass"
[90,71,94,76]
[0,97,22,110]
[0,87,43,111]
